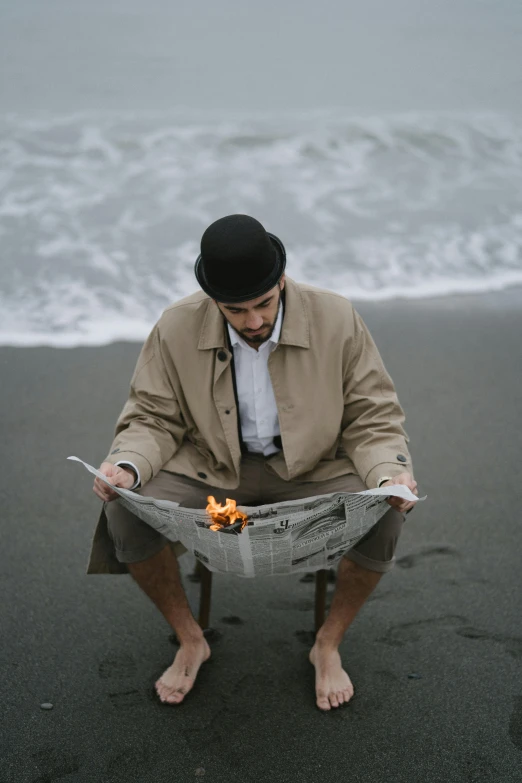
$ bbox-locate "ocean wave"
[1,111,521,346]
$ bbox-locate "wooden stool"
[194,561,329,633]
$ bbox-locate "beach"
[1,288,521,782]
[2,0,521,777]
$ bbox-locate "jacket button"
[217,350,227,361]
[198,472,207,479]
[225,409,231,415]
[397,454,407,463]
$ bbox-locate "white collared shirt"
[118,304,283,487]
[227,303,283,456]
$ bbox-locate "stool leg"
[187,558,205,583]
[198,564,213,629]
[314,569,328,633]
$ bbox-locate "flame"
[206,495,248,532]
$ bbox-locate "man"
[90,214,418,711]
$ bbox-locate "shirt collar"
[227,299,283,351]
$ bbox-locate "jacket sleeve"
[103,325,186,486]
[341,309,413,488]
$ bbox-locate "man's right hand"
[93,462,137,502]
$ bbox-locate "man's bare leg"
[127,544,210,704]
[309,558,382,711]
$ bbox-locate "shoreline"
[2,283,522,350]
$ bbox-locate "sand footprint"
[98,652,143,710]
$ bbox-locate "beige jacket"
[88,277,412,573]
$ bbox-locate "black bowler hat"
[194,214,286,303]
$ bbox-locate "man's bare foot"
[309,643,354,711]
[155,637,211,704]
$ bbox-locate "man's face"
[216,277,285,349]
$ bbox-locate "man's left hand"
[381,473,418,513]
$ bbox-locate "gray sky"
[1,0,522,114]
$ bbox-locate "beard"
[235,291,281,345]
[239,321,276,344]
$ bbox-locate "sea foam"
[1,111,521,346]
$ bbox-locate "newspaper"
[69,456,424,577]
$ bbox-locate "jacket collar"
[197,276,309,350]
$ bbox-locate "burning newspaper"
[69,457,424,577]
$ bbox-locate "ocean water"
[1,111,522,346]
[1,1,521,346]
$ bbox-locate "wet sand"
[1,288,522,782]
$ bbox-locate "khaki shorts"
[105,454,405,574]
